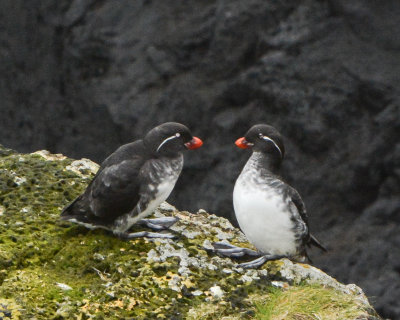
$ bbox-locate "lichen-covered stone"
[0,146,381,319]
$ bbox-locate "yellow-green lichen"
[0,146,380,319]
[0,298,21,320]
[253,284,374,320]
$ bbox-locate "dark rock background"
[1,0,399,318]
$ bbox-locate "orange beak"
[185,137,203,150]
[235,137,252,149]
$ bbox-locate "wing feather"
[61,141,148,223]
[287,186,327,252]
[88,158,144,219]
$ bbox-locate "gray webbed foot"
[237,254,286,269]
[212,241,260,258]
[117,231,177,240]
[116,217,179,240]
[137,217,179,231]
[212,241,286,269]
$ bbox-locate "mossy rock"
[0,145,381,319]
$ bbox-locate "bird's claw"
[237,254,286,269]
[118,231,177,240]
[212,241,260,258]
[137,217,179,230]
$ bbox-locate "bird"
[60,122,203,239]
[213,124,326,268]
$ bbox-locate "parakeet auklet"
[213,124,326,268]
[61,122,203,239]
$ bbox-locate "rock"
[56,283,73,291]
[65,158,100,177]
[0,146,381,319]
[209,285,224,299]
[33,150,67,161]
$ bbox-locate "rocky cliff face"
[0,147,380,319]
[0,1,399,318]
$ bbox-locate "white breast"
[115,155,183,233]
[233,169,297,256]
[144,178,177,214]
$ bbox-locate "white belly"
[145,179,177,213]
[233,178,297,255]
[117,178,178,233]
[115,155,183,233]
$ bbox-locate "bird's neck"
[247,151,281,175]
[156,151,183,160]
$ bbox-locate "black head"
[235,124,285,160]
[144,122,203,156]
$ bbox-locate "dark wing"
[61,141,147,223]
[88,158,145,219]
[287,186,309,226]
[93,140,147,171]
[287,186,327,252]
[64,140,146,195]
[286,185,310,243]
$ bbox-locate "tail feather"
[309,234,327,252]
[60,195,87,221]
[60,197,109,230]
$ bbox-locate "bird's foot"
[117,231,176,240]
[116,217,179,240]
[237,254,286,269]
[212,241,260,258]
[137,217,179,231]
[212,242,286,269]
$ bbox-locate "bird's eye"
[175,133,181,137]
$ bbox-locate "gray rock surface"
[0,1,399,318]
[0,146,380,319]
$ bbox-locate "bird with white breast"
[213,124,326,268]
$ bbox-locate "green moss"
[254,284,373,320]
[0,298,21,320]
[0,146,380,319]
